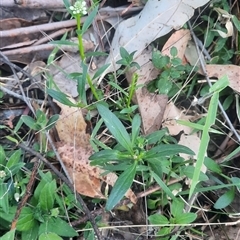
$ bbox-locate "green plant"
[148,198,197,239]
[20,109,59,154]
[89,104,195,211]
[0,170,80,240]
[0,147,25,215]
[148,46,194,97]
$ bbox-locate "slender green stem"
[75,14,100,101]
[87,74,99,100]
[127,73,138,108]
[76,15,85,61]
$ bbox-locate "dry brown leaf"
[162,102,193,136]
[206,64,240,93]
[55,101,137,203]
[162,29,191,59]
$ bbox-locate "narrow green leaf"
[48,33,67,65]
[131,114,141,144]
[89,149,131,164]
[0,183,9,213]
[0,229,16,240]
[148,214,169,224]
[232,15,240,32]
[204,157,222,174]
[151,171,176,200]
[45,115,59,131]
[50,40,78,46]
[190,90,222,197]
[189,92,219,197]
[96,104,133,153]
[92,64,110,80]
[145,144,194,159]
[177,120,223,134]
[85,51,108,58]
[209,75,229,93]
[174,213,197,224]
[62,0,71,10]
[47,89,78,107]
[106,162,137,211]
[0,145,6,166]
[81,6,98,34]
[214,188,235,209]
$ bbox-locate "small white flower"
[70,0,87,16]
[0,170,6,178]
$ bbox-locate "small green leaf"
[21,222,39,240]
[232,15,240,32]
[148,161,162,178]
[119,47,130,60]
[92,64,110,80]
[157,77,172,95]
[0,145,6,166]
[171,199,184,217]
[17,207,36,231]
[81,6,98,34]
[0,229,16,240]
[152,49,170,69]
[120,105,138,114]
[45,115,59,131]
[174,212,197,224]
[39,180,56,211]
[204,157,222,174]
[151,171,176,200]
[106,161,137,211]
[36,109,47,127]
[131,114,141,144]
[170,46,178,57]
[39,232,63,240]
[47,89,78,107]
[6,149,22,168]
[96,104,133,153]
[148,214,169,224]
[182,166,208,181]
[214,188,235,209]
[146,128,168,144]
[21,116,40,130]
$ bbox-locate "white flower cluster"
[70,0,87,15]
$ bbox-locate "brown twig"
[11,159,40,230]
